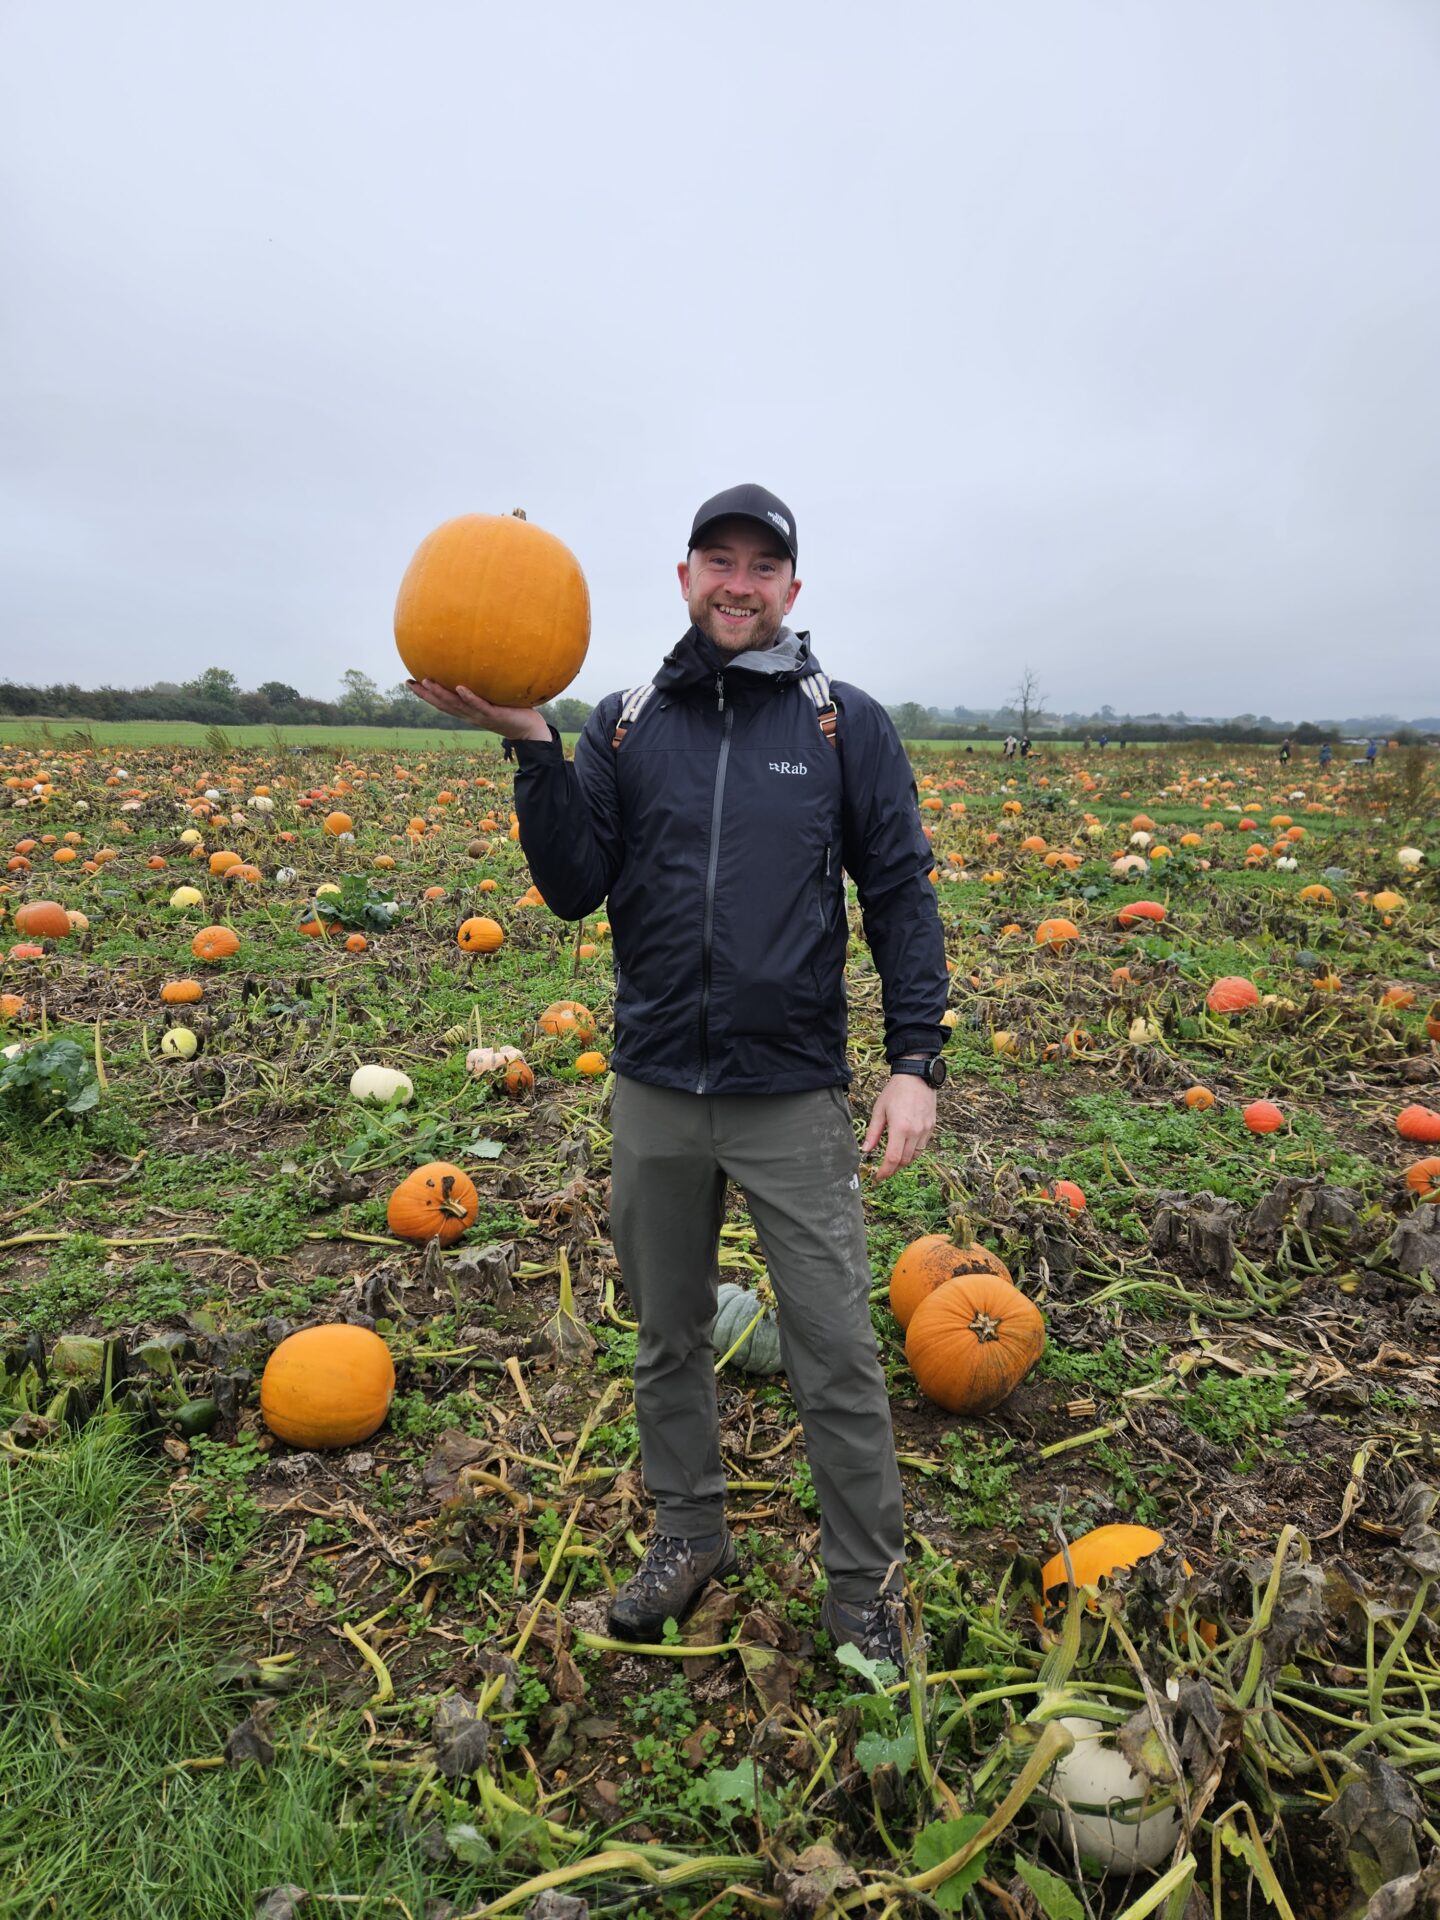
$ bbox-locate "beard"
[689,594,785,654]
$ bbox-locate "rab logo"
[769,760,807,775]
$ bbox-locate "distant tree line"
[0,667,595,734]
[0,665,1430,747]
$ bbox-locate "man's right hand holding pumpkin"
[406,678,550,742]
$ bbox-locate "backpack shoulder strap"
[611,682,657,749]
[800,669,839,749]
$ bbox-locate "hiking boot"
[607,1531,740,1642]
[821,1588,923,1675]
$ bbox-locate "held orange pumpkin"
[889,1233,1013,1332]
[905,1272,1046,1414]
[386,1162,479,1246]
[260,1324,395,1449]
[394,510,591,707]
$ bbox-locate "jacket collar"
[653,625,817,693]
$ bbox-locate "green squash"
[712,1281,783,1375]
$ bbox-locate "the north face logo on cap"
[767,510,791,535]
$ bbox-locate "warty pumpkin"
[394,510,591,707]
[889,1233,1012,1332]
[260,1324,396,1449]
[387,1162,479,1246]
[905,1272,1045,1414]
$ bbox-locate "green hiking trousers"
[609,1075,907,1606]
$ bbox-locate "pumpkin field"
[3,733,1439,1920]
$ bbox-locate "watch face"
[925,1057,948,1088]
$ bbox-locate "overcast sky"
[4,2,1438,721]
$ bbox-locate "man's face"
[678,518,801,653]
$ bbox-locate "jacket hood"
[654,625,818,693]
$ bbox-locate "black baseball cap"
[688,483,798,565]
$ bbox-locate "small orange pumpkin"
[889,1234,1013,1332]
[537,1000,598,1043]
[323,811,355,836]
[1243,1100,1285,1134]
[1042,1179,1087,1213]
[191,925,240,963]
[386,1162,479,1246]
[501,1055,535,1096]
[905,1273,1046,1414]
[1206,976,1260,1014]
[160,979,204,1005]
[260,1324,395,1450]
[1396,1105,1440,1145]
[574,1049,608,1075]
[458,915,505,953]
[13,900,71,940]
[1182,1086,1215,1110]
[1404,1157,1440,1198]
[1035,917,1080,950]
[1117,901,1166,928]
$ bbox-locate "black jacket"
[513,627,947,1096]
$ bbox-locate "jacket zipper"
[696,673,733,1094]
[819,844,831,930]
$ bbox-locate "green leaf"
[855,1726,917,1778]
[835,1638,895,1690]
[444,1822,492,1865]
[913,1815,989,1909]
[1013,1857,1085,1920]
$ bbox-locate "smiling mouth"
[715,604,758,622]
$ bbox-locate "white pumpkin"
[1397,847,1424,869]
[1111,855,1147,877]
[65,911,90,932]
[466,1045,523,1076]
[275,867,298,885]
[74,799,90,812]
[1128,1016,1162,1045]
[350,1064,414,1105]
[1129,831,1152,849]
[1275,856,1298,872]
[1039,1717,1181,1873]
[161,1027,198,1059]
[250,796,276,813]
[316,883,342,899]
[168,885,204,909]
[204,789,221,802]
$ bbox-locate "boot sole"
[607,1538,742,1643]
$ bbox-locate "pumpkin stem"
[968,1311,1001,1343]
[511,507,528,520]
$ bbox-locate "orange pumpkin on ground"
[160,979,203,1005]
[537,1000,598,1043]
[1034,1524,1217,1647]
[889,1234,1013,1332]
[905,1273,1046,1414]
[1404,1158,1440,1198]
[1396,1105,1440,1145]
[1035,917,1080,950]
[574,1050,608,1076]
[191,925,240,963]
[260,1324,395,1450]
[324,811,354,836]
[1117,901,1166,928]
[394,510,591,706]
[1042,1179,1087,1213]
[13,901,71,940]
[1244,1100,1286,1134]
[1183,1086,1215,1109]
[386,1162,479,1246]
[501,1056,535,1096]
[1206,976,1260,1014]
[458,915,505,953]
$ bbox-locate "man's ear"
[784,573,802,612]
[677,559,692,598]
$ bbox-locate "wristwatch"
[890,1054,947,1089]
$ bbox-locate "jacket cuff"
[886,1026,945,1063]
[513,725,565,764]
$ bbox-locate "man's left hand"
[862,1076,937,1181]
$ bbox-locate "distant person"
[1278,736,1292,765]
[501,736,516,763]
[1019,735,1032,759]
[1098,732,1108,750]
[1002,734,1017,760]
[1366,738,1378,768]
[1318,741,1332,770]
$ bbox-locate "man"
[408,484,949,1668]
[1278,736,1292,766]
